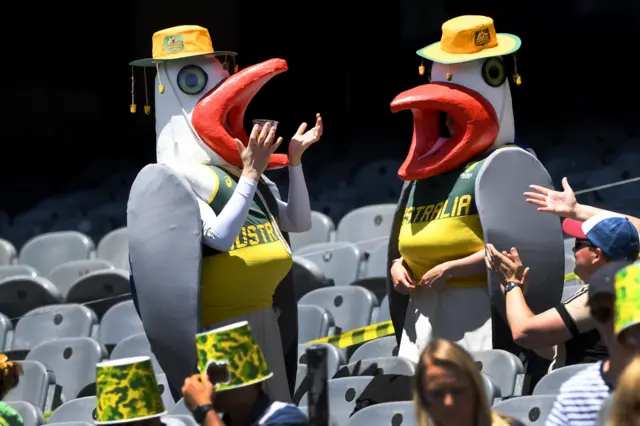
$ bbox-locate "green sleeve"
[0,402,24,426]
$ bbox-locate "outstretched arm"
[275,164,312,233]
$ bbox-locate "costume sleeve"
[275,164,312,233]
[554,286,596,338]
[197,176,258,251]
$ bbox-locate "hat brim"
[95,411,168,425]
[417,33,521,65]
[562,218,587,240]
[130,51,238,67]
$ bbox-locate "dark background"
[1,0,638,215]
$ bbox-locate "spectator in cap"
[485,210,640,371]
[546,261,640,426]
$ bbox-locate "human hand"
[288,113,323,166]
[524,177,577,218]
[419,264,448,290]
[485,244,530,287]
[391,259,415,295]
[182,374,214,410]
[235,122,283,180]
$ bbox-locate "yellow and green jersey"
[200,166,292,326]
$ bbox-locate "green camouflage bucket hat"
[196,321,273,392]
[615,262,640,340]
[95,356,167,424]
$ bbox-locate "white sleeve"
[276,164,312,233]
[197,176,258,252]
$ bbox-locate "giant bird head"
[131,25,289,170]
[390,16,521,181]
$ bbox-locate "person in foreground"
[0,355,23,426]
[485,211,640,370]
[413,339,524,426]
[182,321,307,426]
[545,261,640,426]
[93,356,168,426]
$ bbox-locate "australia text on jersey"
[402,194,474,224]
[229,222,281,250]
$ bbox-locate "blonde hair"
[413,339,511,426]
[0,354,23,400]
[609,355,640,426]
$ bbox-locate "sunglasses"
[590,306,613,323]
[573,239,596,253]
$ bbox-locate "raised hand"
[289,113,323,166]
[524,177,577,218]
[235,122,283,180]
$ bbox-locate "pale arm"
[572,203,640,234]
[442,249,487,279]
[197,177,258,252]
[504,287,572,349]
[275,164,312,233]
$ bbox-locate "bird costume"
[126,25,312,402]
[386,16,564,361]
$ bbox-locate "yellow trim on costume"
[204,166,220,204]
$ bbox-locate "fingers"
[510,247,521,262]
[295,122,308,136]
[528,184,549,195]
[522,267,530,281]
[403,270,415,285]
[271,136,284,153]
[258,122,272,144]
[234,138,245,153]
[315,113,323,134]
[248,124,261,146]
[561,177,573,193]
[525,199,547,208]
[523,192,546,202]
[262,126,276,147]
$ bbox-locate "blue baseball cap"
[562,211,640,261]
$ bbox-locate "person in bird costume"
[386,16,565,362]
[126,25,321,403]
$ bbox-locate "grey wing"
[127,163,203,391]
[475,148,564,320]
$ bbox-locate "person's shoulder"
[558,362,607,393]
[0,402,24,426]
[259,401,308,426]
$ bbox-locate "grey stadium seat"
[162,415,199,426]
[12,304,98,351]
[3,360,55,412]
[19,231,95,276]
[472,349,525,398]
[364,243,389,278]
[296,242,362,287]
[481,371,501,404]
[376,296,391,323]
[295,364,307,395]
[65,269,131,317]
[48,259,113,297]
[48,396,97,424]
[596,395,613,426]
[98,300,145,348]
[298,377,373,426]
[292,256,333,301]
[0,312,12,350]
[298,287,377,332]
[97,227,129,270]
[26,337,108,402]
[349,336,398,364]
[298,342,345,379]
[334,356,416,378]
[0,238,17,265]
[290,211,335,252]
[533,363,592,395]
[297,304,335,343]
[0,275,63,319]
[336,204,396,253]
[0,264,38,281]
[346,401,416,426]
[4,401,45,426]
[111,333,163,374]
[493,395,557,425]
[171,398,191,415]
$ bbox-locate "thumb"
[522,267,530,281]
[561,177,573,193]
[234,138,245,153]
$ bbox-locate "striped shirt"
[545,361,612,426]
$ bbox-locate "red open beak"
[192,58,289,169]
[390,82,499,181]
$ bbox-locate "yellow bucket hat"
[614,262,640,340]
[130,25,236,67]
[95,356,167,424]
[196,321,273,392]
[417,15,521,65]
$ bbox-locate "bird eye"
[481,57,506,87]
[177,65,208,95]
